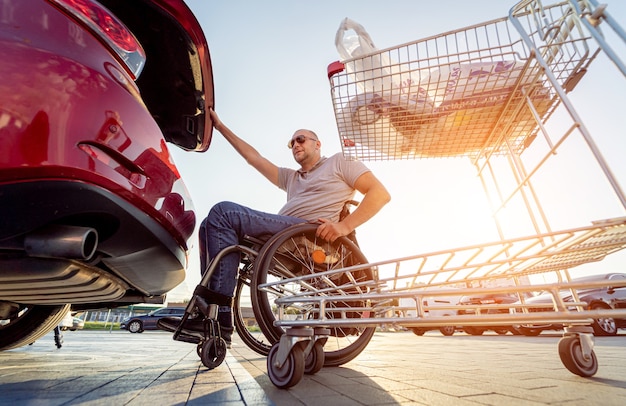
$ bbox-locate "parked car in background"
[457,292,530,335]
[401,295,462,336]
[0,0,213,351]
[59,312,84,331]
[512,273,626,336]
[60,315,85,331]
[120,307,186,333]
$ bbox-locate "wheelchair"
[173,202,377,370]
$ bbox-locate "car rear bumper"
[0,180,187,304]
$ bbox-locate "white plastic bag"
[335,17,420,96]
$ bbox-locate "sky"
[165,0,626,302]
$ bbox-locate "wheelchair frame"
[174,206,374,370]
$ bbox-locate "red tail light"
[49,0,146,79]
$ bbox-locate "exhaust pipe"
[24,225,98,261]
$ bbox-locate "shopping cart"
[255,0,626,388]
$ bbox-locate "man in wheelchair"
[158,109,390,348]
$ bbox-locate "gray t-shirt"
[277,153,370,222]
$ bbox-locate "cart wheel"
[196,342,203,358]
[304,342,325,375]
[267,343,305,388]
[558,336,598,377]
[200,338,227,370]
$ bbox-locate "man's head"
[288,129,321,169]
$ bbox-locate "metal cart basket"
[258,0,626,388]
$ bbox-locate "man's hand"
[209,108,223,131]
[315,218,351,242]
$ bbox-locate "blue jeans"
[198,201,307,322]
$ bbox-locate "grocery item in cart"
[334,18,553,158]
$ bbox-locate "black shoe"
[157,316,205,338]
[158,316,232,346]
[176,332,201,344]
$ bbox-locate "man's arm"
[316,171,391,242]
[210,109,279,186]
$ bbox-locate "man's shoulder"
[327,152,359,163]
[278,166,296,175]
[328,152,345,160]
[327,152,368,168]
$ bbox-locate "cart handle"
[327,61,345,79]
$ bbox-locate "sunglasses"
[288,135,317,149]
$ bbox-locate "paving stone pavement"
[1,329,625,405]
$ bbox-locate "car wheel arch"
[587,299,610,309]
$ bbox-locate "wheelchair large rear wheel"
[233,271,272,356]
[251,223,376,367]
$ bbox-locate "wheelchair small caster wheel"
[558,336,598,377]
[267,343,305,388]
[304,341,325,375]
[200,337,227,369]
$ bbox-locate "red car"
[0,0,213,350]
